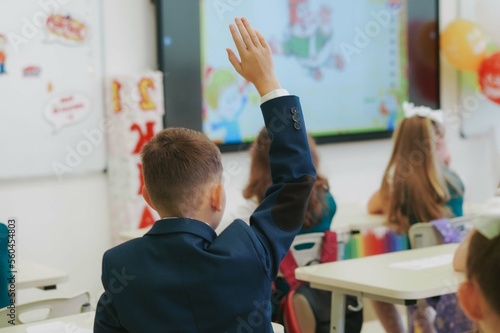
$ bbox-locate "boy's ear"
[457,281,484,322]
[142,186,155,210]
[210,183,224,212]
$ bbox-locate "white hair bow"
[402,102,444,124]
[475,197,500,240]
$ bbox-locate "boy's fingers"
[226,49,242,74]
[235,17,253,50]
[229,23,246,56]
[255,30,268,49]
[242,17,260,48]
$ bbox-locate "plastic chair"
[0,224,10,308]
[282,233,324,333]
[408,216,474,249]
[0,291,90,327]
[271,322,285,333]
[289,232,324,266]
[407,217,475,333]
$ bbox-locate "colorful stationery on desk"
[335,226,410,261]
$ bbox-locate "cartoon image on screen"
[203,67,253,143]
[200,0,411,144]
[275,0,344,80]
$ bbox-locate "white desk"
[295,244,463,333]
[18,261,68,290]
[0,312,93,332]
[332,201,481,232]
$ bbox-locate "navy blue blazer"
[94,95,316,333]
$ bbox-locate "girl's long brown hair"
[243,128,329,229]
[379,116,450,233]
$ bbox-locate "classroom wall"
[0,0,158,304]
[0,0,496,305]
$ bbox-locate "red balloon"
[479,52,500,105]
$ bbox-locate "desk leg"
[331,292,346,333]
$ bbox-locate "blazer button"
[292,114,300,122]
[294,122,302,130]
[291,107,299,115]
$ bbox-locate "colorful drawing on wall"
[279,0,344,80]
[106,72,164,243]
[23,66,41,77]
[204,67,251,144]
[45,14,88,45]
[0,34,7,75]
[44,92,91,133]
[0,0,105,181]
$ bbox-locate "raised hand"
[227,17,281,97]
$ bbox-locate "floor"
[361,320,387,333]
[360,299,408,333]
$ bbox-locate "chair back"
[0,224,10,308]
[0,291,90,327]
[271,322,285,333]
[282,232,339,333]
[409,216,474,249]
[288,232,324,267]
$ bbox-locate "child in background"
[368,102,464,232]
[240,128,335,234]
[454,204,500,333]
[367,103,464,333]
[94,17,316,333]
[232,128,362,333]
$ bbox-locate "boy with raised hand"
[94,17,316,333]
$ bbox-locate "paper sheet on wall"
[106,72,164,244]
[0,0,105,180]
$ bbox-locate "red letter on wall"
[130,121,156,154]
[139,206,156,229]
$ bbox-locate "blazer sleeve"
[249,95,316,278]
[94,255,127,333]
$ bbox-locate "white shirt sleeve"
[260,88,290,104]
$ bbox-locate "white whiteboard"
[0,0,105,181]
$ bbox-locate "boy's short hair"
[141,128,223,217]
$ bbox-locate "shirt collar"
[146,217,217,242]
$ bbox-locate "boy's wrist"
[260,88,290,104]
[255,78,281,97]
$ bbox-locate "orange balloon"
[440,19,487,71]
